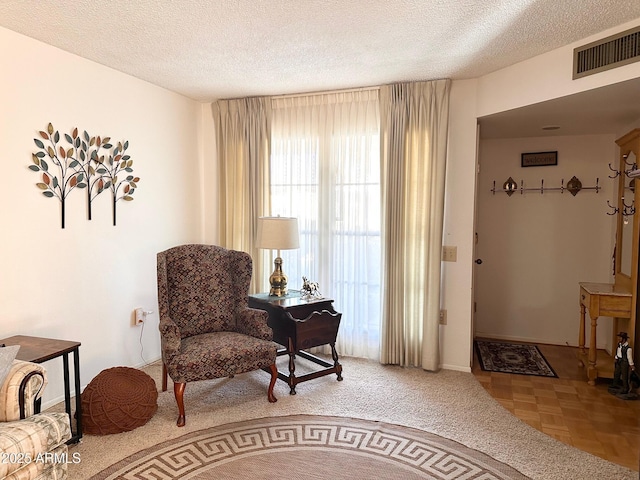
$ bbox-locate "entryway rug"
[91,414,529,479]
[475,340,558,377]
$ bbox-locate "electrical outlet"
[439,309,447,325]
[135,308,144,325]
[442,246,457,262]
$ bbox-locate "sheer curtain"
[212,97,272,293]
[269,90,381,359]
[379,80,451,370]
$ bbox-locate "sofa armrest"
[0,412,71,479]
[0,361,46,422]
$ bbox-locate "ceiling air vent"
[573,25,640,79]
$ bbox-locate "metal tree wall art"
[30,124,87,228]
[65,129,114,221]
[98,140,139,226]
[29,123,140,228]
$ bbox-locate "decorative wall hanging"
[491,177,599,196]
[29,123,140,228]
[502,177,518,196]
[521,151,558,167]
[566,176,583,196]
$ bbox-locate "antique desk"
[0,335,82,443]
[577,282,632,385]
[248,291,343,394]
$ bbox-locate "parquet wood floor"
[472,341,640,472]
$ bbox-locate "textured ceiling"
[1,0,640,102]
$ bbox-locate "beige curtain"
[270,90,381,359]
[212,97,271,293]
[379,79,451,370]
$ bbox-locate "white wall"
[440,79,478,371]
[0,27,202,407]
[475,135,617,348]
[201,104,219,244]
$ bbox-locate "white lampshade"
[256,217,300,250]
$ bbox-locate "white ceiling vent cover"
[573,25,640,79]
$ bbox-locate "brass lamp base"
[269,257,288,297]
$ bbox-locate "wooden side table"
[0,335,82,443]
[577,282,632,385]
[249,291,343,394]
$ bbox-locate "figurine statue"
[300,276,321,300]
[608,331,637,399]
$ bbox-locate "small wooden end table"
[249,291,343,394]
[0,335,82,443]
[577,282,632,385]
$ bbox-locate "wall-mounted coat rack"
[608,152,637,179]
[607,197,636,217]
[607,158,636,217]
[491,176,600,197]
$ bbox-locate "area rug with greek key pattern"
[475,340,558,377]
[91,415,529,479]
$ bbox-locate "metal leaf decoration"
[29,123,140,228]
[103,140,140,225]
[30,123,86,228]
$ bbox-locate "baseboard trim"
[441,364,471,373]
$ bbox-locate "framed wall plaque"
[521,151,557,167]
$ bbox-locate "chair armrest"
[0,361,46,422]
[0,412,71,478]
[235,307,272,340]
[159,315,182,364]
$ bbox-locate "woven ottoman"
[82,366,158,435]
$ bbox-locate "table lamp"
[256,216,300,296]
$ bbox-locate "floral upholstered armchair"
[0,360,72,480]
[157,244,279,427]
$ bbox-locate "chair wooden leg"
[162,363,168,392]
[267,363,278,403]
[174,382,186,427]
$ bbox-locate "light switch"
[442,246,457,262]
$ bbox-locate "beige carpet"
[63,355,637,479]
[90,415,529,479]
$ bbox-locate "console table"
[577,282,632,385]
[248,291,343,394]
[0,335,82,443]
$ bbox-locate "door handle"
[475,259,483,265]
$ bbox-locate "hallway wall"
[475,134,617,348]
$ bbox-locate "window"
[269,91,381,359]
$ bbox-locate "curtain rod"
[271,78,450,99]
[217,79,447,102]
[220,85,380,102]
[271,85,379,100]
